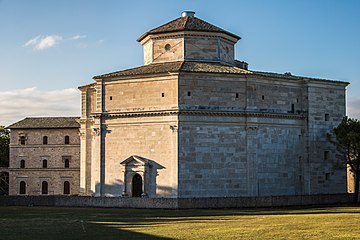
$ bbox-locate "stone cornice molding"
[90,110,306,120]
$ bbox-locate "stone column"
[122,169,127,197]
[141,165,148,197]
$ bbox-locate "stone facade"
[7,118,80,196]
[78,12,349,198]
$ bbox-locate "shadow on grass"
[0,205,359,239]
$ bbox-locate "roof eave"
[137,29,240,43]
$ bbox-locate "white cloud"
[72,35,87,40]
[0,87,80,127]
[23,35,63,50]
[347,96,360,120]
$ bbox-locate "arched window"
[64,159,70,168]
[19,181,26,194]
[42,160,47,168]
[63,181,70,195]
[41,181,48,194]
[20,160,25,169]
[64,136,70,144]
[43,136,48,145]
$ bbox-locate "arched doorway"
[0,172,9,195]
[19,181,26,195]
[41,181,48,195]
[63,181,70,195]
[132,174,142,197]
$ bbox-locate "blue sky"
[0,0,359,125]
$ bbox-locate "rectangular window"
[64,136,70,144]
[325,114,330,121]
[325,173,330,181]
[63,156,71,168]
[162,93,165,97]
[235,93,239,98]
[291,104,295,113]
[187,91,191,96]
[109,96,113,100]
[42,160,48,168]
[324,151,330,160]
[19,136,26,145]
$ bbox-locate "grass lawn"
[0,205,359,239]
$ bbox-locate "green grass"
[0,205,359,239]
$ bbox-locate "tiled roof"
[7,117,80,129]
[252,71,349,84]
[137,16,240,42]
[93,61,251,79]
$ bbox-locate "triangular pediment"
[120,155,149,166]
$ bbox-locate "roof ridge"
[183,16,190,29]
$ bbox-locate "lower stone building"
[6,117,80,195]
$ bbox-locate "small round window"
[165,44,171,51]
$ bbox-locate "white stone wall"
[178,116,305,197]
[306,81,347,194]
[141,33,237,65]
[178,120,248,197]
[81,71,348,198]
[101,116,178,197]
[104,76,178,112]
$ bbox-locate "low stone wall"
[0,194,354,209]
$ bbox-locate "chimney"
[181,11,195,17]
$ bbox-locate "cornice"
[90,110,305,120]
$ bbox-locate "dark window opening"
[41,181,48,195]
[63,181,70,195]
[132,174,143,197]
[109,96,113,100]
[325,173,330,181]
[325,114,330,121]
[262,95,265,100]
[187,91,191,96]
[43,136,48,145]
[165,44,171,51]
[162,93,165,97]
[65,136,70,145]
[291,104,295,113]
[42,160,47,168]
[20,136,26,145]
[297,98,299,103]
[235,93,239,98]
[19,181,26,194]
[64,159,70,168]
[20,160,25,169]
[324,151,330,160]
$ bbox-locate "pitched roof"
[7,117,80,129]
[93,61,251,79]
[120,155,150,165]
[137,16,240,42]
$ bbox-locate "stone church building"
[5,11,349,198]
[78,11,348,198]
